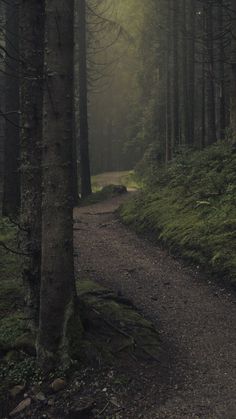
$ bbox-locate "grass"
[119,141,236,284]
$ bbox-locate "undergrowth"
[120,141,236,284]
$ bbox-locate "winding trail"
[74,194,236,419]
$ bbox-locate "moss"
[77,279,108,296]
[120,141,236,284]
[76,280,160,363]
[0,314,25,350]
[0,357,42,388]
[66,308,84,362]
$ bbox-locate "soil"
[74,193,236,419]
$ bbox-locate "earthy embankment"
[74,193,236,418]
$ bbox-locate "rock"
[51,378,66,393]
[9,398,31,416]
[35,392,46,401]
[102,184,127,195]
[31,384,41,395]
[9,385,25,399]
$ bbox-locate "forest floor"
[74,192,236,419]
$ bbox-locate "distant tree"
[188,0,196,145]
[172,0,180,148]
[77,0,92,198]
[205,1,217,144]
[230,0,236,135]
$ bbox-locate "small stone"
[110,397,120,408]
[48,398,54,406]
[31,384,41,395]
[9,385,25,399]
[51,378,66,393]
[36,392,46,401]
[9,398,31,416]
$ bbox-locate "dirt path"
[74,194,236,419]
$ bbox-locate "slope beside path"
[74,193,236,418]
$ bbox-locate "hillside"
[120,141,236,283]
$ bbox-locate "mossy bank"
[119,141,236,284]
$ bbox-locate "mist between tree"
[88,0,236,176]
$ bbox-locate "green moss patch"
[76,279,160,363]
[120,141,236,284]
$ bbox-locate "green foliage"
[0,314,25,349]
[120,141,236,283]
[0,358,42,388]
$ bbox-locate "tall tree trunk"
[215,0,227,140]
[37,0,79,368]
[206,1,217,144]
[2,0,20,217]
[78,0,92,198]
[182,0,189,145]
[230,0,236,136]
[188,0,196,145]
[165,0,172,161]
[0,2,6,214]
[201,53,206,148]
[172,0,180,149]
[19,0,44,331]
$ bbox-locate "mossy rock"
[81,184,127,205]
[76,279,160,363]
[101,184,127,195]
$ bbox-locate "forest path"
[74,194,236,419]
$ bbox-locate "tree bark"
[172,0,180,149]
[37,0,79,369]
[230,0,236,135]
[188,0,196,145]
[0,2,6,214]
[2,0,20,217]
[182,0,189,145]
[19,0,45,331]
[77,0,92,198]
[206,1,217,144]
[217,0,226,139]
[165,1,172,161]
